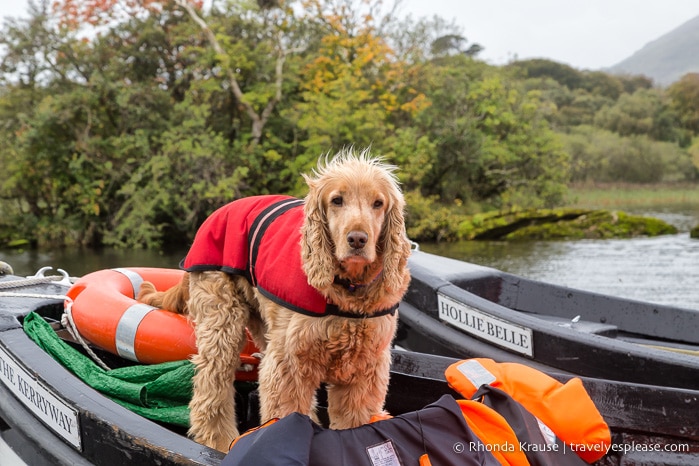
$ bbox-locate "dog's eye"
[331,196,343,206]
[373,199,384,209]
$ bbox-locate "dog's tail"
[137,274,190,314]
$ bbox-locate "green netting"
[23,311,193,427]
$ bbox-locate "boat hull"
[396,251,699,389]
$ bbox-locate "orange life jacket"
[223,358,610,466]
[446,358,611,464]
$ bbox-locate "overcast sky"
[2,0,699,71]
[403,0,699,70]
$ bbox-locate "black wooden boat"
[0,268,697,465]
[396,250,699,390]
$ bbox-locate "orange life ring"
[66,268,260,381]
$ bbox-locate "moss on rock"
[455,208,677,241]
[690,224,699,239]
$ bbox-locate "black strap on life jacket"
[323,302,399,318]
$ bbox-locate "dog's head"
[301,148,411,294]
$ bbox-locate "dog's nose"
[347,231,368,250]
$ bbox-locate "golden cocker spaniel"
[138,148,411,451]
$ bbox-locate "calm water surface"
[2,207,698,311]
[421,233,699,310]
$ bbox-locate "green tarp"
[23,311,193,427]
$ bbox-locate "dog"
[138,148,412,451]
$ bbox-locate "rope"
[0,292,70,300]
[60,297,112,371]
[0,275,113,371]
[0,275,68,290]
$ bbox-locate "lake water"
[421,206,699,311]
[421,233,699,310]
[2,206,699,311]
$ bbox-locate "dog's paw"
[136,281,161,305]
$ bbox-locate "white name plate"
[0,343,81,449]
[438,293,534,356]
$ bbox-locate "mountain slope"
[608,14,699,86]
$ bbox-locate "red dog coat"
[182,195,398,318]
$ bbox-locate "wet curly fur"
[138,148,411,451]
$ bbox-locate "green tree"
[594,88,688,145]
[508,59,584,90]
[560,126,694,183]
[6,1,683,249]
[0,6,109,245]
[386,12,478,64]
[2,4,195,246]
[594,89,660,136]
[466,75,569,208]
[558,90,613,127]
[107,99,245,248]
[617,74,653,94]
[580,71,624,100]
[517,77,614,128]
[413,58,569,209]
[667,73,699,134]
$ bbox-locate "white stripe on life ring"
[116,303,157,361]
[113,268,144,297]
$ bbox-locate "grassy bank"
[566,183,699,210]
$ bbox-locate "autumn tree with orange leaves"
[283,0,429,180]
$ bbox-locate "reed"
[566,183,699,209]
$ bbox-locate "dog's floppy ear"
[301,174,336,290]
[381,186,412,293]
